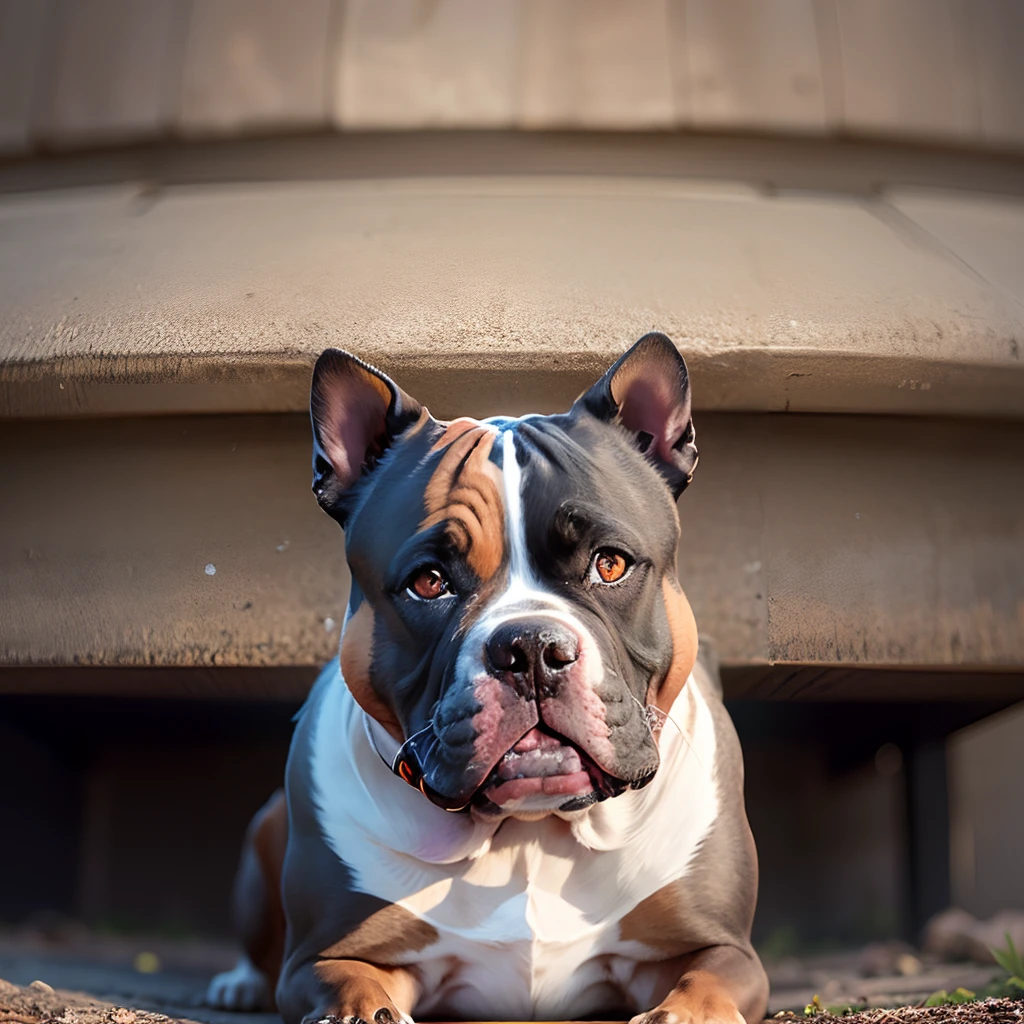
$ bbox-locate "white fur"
[310,663,719,1020]
[206,955,272,1012]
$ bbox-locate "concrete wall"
[949,703,1024,918]
[1,0,1022,156]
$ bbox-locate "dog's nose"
[485,620,580,696]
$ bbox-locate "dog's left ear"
[574,332,698,498]
[310,349,425,524]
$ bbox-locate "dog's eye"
[590,549,632,585]
[407,567,451,601]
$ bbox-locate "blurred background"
[0,0,1022,1017]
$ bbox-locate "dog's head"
[311,333,699,820]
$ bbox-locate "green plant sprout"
[991,931,1024,993]
[923,987,975,1007]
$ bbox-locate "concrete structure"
[0,0,1021,958]
[1,0,1023,152]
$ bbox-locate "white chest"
[310,673,719,1020]
[389,820,694,1019]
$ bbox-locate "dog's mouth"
[394,720,654,815]
[472,726,626,814]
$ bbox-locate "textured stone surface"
[886,188,1024,313]
[972,0,1024,149]
[2,0,1023,149]
[520,0,677,128]
[2,413,1022,674]
[334,0,519,128]
[1,177,1022,419]
[833,0,980,143]
[0,0,52,154]
[38,0,186,146]
[0,415,350,671]
[178,0,333,134]
[683,0,829,132]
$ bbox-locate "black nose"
[485,619,580,697]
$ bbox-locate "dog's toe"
[630,1012,681,1024]
[206,956,272,1011]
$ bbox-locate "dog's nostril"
[542,637,579,670]
[486,635,529,674]
[505,644,529,674]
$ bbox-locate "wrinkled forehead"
[345,411,674,581]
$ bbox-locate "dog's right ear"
[310,350,425,524]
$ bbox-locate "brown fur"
[421,420,505,582]
[428,417,480,453]
[340,603,403,741]
[653,968,746,1024]
[619,878,697,956]
[235,790,287,991]
[321,904,439,962]
[312,959,418,1023]
[650,575,699,713]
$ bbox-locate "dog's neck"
[315,663,716,868]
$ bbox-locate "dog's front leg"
[277,955,419,1024]
[632,945,769,1024]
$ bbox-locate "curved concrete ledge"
[2,413,1022,677]
[3,350,1023,422]
[1,177,1022,419]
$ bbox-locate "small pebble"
[133,951,160,974]
[204,563,216,576]
[29,980,55,995]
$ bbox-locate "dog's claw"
[308,1009,406,1024]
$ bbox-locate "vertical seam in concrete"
[162,0,195,140]
[668,0,689,126]
[811,0,844,133]
[864,195,1024,317]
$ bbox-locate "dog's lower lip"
[477,726,615,806]
[482,770,593,805]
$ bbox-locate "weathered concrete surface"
[683,0,830,133]
[2,413,1022,682]
[0,0,53,154]
[519,0,678,128]
[179,0,333,136]
[3,0,1024,153]
[886,189,1024,314]
[0,177,1022,419]
[35,0,187,148]
[335,0,520,128]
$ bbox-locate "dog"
[206,333,768,1024]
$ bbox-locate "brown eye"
[409,567,449,601]
[592,550,630,585]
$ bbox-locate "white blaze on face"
[451,428,606,801]
[455,427,580,687]
[500,427,539,599]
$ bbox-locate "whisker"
[641,696,711,779]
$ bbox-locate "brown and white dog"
[206,333,768,1024]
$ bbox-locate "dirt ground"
[0,928,1017,1024]
[2,974,1022,1024]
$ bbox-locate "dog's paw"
[630,1008,742,1024]
[205,956,272,1011]
[630,1012,682,1024]
[306,1010,413,1024]
[630,976,745,1024]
